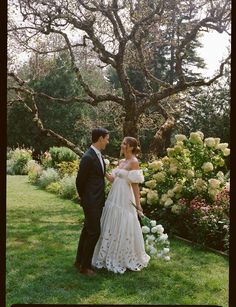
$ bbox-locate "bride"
[92,136,150,273]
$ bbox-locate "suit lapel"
[89,147,104,175]
[101,156,106,174]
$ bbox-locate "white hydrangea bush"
[141,131,230,210]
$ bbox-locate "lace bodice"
[112,168,144,184]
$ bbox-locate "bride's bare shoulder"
[129,157,139,170]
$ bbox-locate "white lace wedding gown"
[92,168,150,273]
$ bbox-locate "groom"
[75,127,109,276]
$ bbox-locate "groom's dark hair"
[92,127,109,143]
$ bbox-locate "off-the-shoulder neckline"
[116,168,142,172]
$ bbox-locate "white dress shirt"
[91,145,104,173]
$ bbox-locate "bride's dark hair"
[124,137,141,155]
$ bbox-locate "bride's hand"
[106,173,114,183]
[136,205,143,212]
[136,205,144,217]
[137,210,144,218]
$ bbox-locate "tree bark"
[150,116,175,156]
[123,109,139,139]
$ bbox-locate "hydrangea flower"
[167,189,175,198]
[148,160,163,171]
[204,137,216,147]
[156,225,164,234]
[147,190,159,205]
[145,179,157,189]
[140,197,147,205]
[186,170,195,178]
[202,162,214,172]
[208,178,220,189]
[104,159,110,165]
[171,204,181,214]
[173,183,183,193]
[216,143,228,150]
[142,226,150,234]
[164,198,173,207]
[150,220,157,227]
[223,148,230,156]
[189,132,203,144]
[131,201,170,260]
[153,171,166,182]
[169,165,177,175]
[175,134,187,142]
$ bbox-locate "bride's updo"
[125,137,141,155]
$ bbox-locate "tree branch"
[175,13,230,85]
[8,72,26,86]
[137,54,230,115]
[13,91,85,156]
[8,72,125,106]
[128,1,164,40]
[134,39,171,89]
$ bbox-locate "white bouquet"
[130,201,171,261]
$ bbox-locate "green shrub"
[59,175,77,200]
[46,181,61,194]
[40,151,53,169]
[27,159,40,172]
[176,187,229,252]
[38,168,60,188]
[7,159,15,175]
[7,148,33,175]
[57,160,79,177]
[49,147,78,168]
[7,148,14,160]
[27,160,43,184]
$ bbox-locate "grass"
[6,175,229,306]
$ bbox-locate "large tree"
[8,0,231,156]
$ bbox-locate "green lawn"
[6,175,229,306]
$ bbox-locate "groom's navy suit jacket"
[76,147,106,209]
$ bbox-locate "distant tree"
[174,66,230,143]
[7,52,124,156]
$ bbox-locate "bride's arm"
[131,183,143,214]
[130,160,143,215]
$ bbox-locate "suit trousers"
[75,205,103,269]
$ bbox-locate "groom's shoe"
[79,267,97,276]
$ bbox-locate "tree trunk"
[150,116,175,156]
[123,110,138,139]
